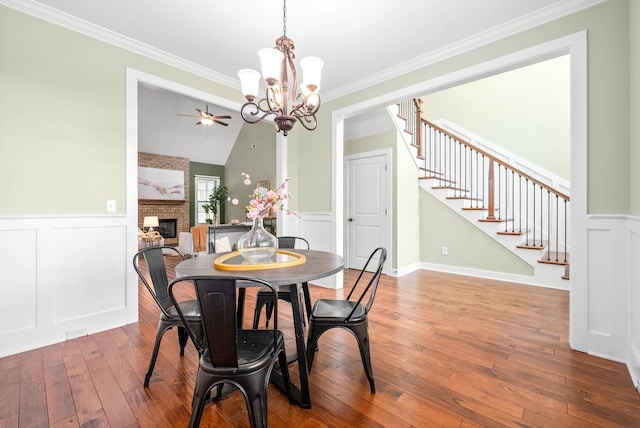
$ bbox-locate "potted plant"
[203,185,228,225]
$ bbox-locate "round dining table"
[174,249,344,409]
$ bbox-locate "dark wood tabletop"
[175,249,345,285]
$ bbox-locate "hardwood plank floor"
[2,255,640,427]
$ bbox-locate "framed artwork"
[138,167,185,201]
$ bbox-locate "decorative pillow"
[214,236,232,253]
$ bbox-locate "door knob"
[348,218,354,222]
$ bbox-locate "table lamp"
[143,216,159,232]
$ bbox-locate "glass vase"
[237,215,278,263]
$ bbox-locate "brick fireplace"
[138,152,190,245]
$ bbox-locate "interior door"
[346,153,388,272]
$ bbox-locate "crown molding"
[2,0,605,101]
[323,0,605,101]
[0,0,240,90]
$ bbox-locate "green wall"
[189,162,225,227]
[631,0,640,215]
[0,5,243,216]
[224,122,276,222]
[421,55,570,180]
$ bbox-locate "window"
[195,175,220,224]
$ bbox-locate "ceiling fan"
[178,105,231,126]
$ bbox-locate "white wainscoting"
[0,215,135,357]
[586,216,629,362]
[295,212,343,289]
[627,216,640,389]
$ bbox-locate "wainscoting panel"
[585,216,629,362]
[298,213,343,289]
[0,229,37,335]
[51,226,127,322]
[628,218,640,389]
[0,216,133,358]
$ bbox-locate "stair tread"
[517,240,548,250]
[539,251,569,265]
[497,230,525,236]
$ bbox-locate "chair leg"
[178,326,189,356]
[264,301,274,327]
[252,293,273,329]
[277,348,293,403]
[351,321,375,393]
[188,369,213,428]
[144,319,172,387]
[305,322,328,372]
[239,369,271,428]
[301,282,312,324]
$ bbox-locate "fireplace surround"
[158,218,177,239]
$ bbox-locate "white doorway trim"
[125,69,283,317]
[332,31,587,351]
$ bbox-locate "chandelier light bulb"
[300,84,320,109]
[300,57,324,91]
[259,48,284,86]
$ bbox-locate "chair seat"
[165,299,201,320]
[202,330,285,372]
[312,299,366,322]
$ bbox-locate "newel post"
[414,98,423,159]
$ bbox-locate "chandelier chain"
[282,0,287,36]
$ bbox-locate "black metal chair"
[169,275,291,428]
[252,236,312,329]
[306,247,387,393]
[132,246,202,387]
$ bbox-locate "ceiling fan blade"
[178,113,199,118]
[213,119,229,126]
[214,115,232,120]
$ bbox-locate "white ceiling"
[4,0,601,163]
[10,0,599,99]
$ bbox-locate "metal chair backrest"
[345,247,387,321]
[277,236,310,250]
[169,275,279,368]
[133,246,184,315]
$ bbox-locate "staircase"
[392,99,570,289]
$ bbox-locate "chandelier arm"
[240,99,275,125]
[265,85,283,115]
[290,95,321,118]
[292,112,318,131]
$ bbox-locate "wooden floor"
[2,256,640,427]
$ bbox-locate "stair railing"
[400,99,570,266]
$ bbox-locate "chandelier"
[237,0,323,136]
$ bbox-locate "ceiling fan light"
[259,48,284,86]
[300,56,324,92]
[238,68,261,100]
[199,117,214,126]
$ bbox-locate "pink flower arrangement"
[230,172,294,219]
